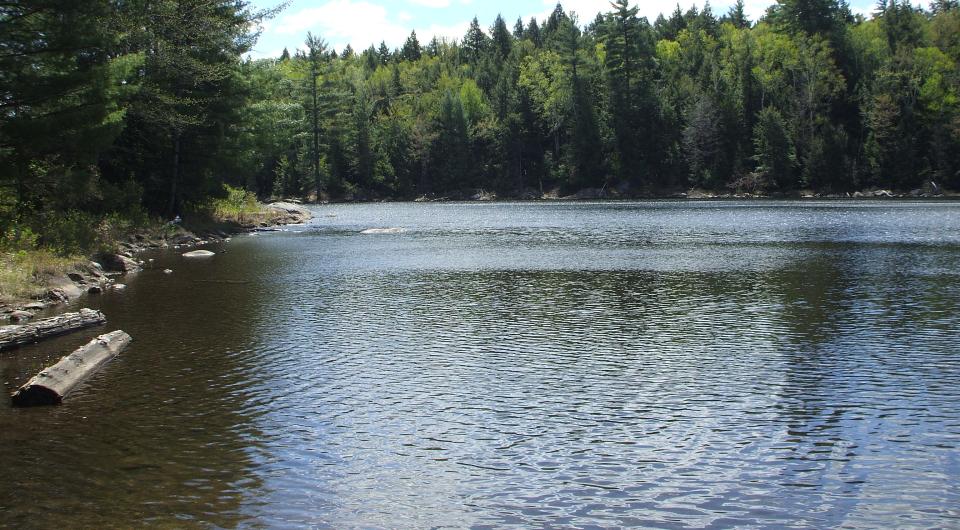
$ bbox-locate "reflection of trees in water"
[765,250,865,522]
[759,244,960,524]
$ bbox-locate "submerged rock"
[182,250,216,258]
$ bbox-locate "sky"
[247,0,878,59]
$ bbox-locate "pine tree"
[378,41,391,65]
[527,18,543,47]
[491,15,513,59]
[514,17,525,39]
[402,31,422,61]
[462,17,489,62]
[305,33,328,199]
[103,0,262,215]
[0,0,141,218]
[772,0,840,35]
[753,107,796,189]
[726,0,751,28]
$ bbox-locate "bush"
[35,210,101,256]
[210,184,262,223]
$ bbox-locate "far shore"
[2,190,954,320]
[314,184,956,204]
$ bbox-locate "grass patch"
[0,249,84,304]
[188,184,291,229]
[0,210,156,307]
[209,185,272,226]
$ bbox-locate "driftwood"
[11,330,131,406]
[0,308,106,351]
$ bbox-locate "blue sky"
[248,0,878,58]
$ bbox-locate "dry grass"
[0,250,84,305]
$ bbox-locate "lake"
[2,200,959,528]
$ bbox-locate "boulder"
[99,253,141,273]
[266,202,312,224]
[88,285,103,294]
[112,284,127,291]
[23,302,46,311]
[9,311,34,323]
[182,249,215,258]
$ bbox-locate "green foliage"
[210,185,262,223]
[753,106,797,189]
[2,0,959,232]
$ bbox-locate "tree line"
[2,0,959,235]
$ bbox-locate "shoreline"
[319,185,955,204]
[0,202,311,321]
[1,191,954,320]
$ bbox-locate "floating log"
[11,330,131,406]
[0,308,106,351]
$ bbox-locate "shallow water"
[2,200,960,528]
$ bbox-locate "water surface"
[2,201,959,528]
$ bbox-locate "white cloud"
[256,0,470,57]
[409,0,451,7]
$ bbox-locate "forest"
[2,0,960,246]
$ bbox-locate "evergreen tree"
[0,0,141,218]
[514,17,526,39]
[107,0,263,215]
[726,0,751,28]
[402,31,422,61]
[305,32,328,199]
[527,18,543,47]
[753,106,796,189]
[491,15,513,59]
[462,17,489,62]
[684,96,724,188]
[378,41,391,65]
[772,0,841,35]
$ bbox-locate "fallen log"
[11,330,132,406]
[0,308,106,351]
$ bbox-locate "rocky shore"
[0,202,311,322]
[398,182,953,203]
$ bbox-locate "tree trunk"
[311,63,321,200]
[0,309,106,351]
[167,130,181,217]
[11,330,131,406]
